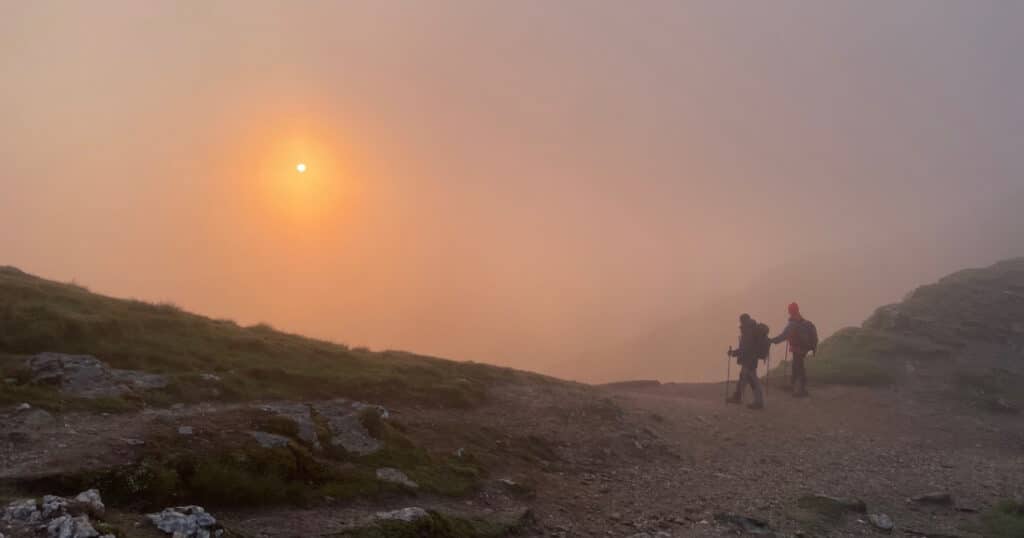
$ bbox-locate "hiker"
[770,302,818,397]
[726,313,766,410]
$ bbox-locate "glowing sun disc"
[296,163,307,173]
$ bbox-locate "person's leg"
[748,368,765,408]
[793,352,808,396]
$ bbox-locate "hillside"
[0,266,555,412]
[803,257,1024,412]
[2,263,1024,538]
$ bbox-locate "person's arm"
[769,321,793,345]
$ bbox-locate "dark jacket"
[729,318,760,367]
[770,315,808,354]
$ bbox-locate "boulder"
[259,402,320,448]
[3,498,41,524]
[312,400,383,455]
[46,514,99,538]
[147,505,222,538]
[376,467,419,489]
[375,507,429,522]
[41,495,68,518]
[25,353,167,399]
[72,489,105,517]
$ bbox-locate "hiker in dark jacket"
[770,302,813,397]
[727,313,765,410]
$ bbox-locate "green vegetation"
[953,370,1021,413]
[979,500,1024,538]
[0,266,556,410]
[340,510,534,538]
[769,326,950,387]
[26,407,484,510]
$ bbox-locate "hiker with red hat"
[769,302,819,397]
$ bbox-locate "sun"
[296,163,307,173]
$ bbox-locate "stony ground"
[3,376,1023,537]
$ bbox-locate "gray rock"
[178,426,194,436]
[375,507,429,522]
[73,490,105,517]
[199,373,221,382]
[910,492,953,506]
[20,408,57,429]
[25,353,167,399]
[313,401,382,455]
[260,402,320,448]
[376,467,419,489]
[3,498,41,524]
[41,495,67,518]
[147,506,220,538]
[869,513,894,532]
[248,431,291,449]
[15,403,31,411]
[47,514,99,538]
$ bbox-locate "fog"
[3,2,1023,382]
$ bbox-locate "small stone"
[15,403,31,411]
[177,426,194,436]
[199,373,221,382]
[910,492,953,506]
[375,507,429,522]
[247,431,291,449]
[869,513,894,532]
[375,467,419,489]
[454,447,465,458]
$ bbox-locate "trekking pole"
[725,346,732,403]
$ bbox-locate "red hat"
[788,302,800,316]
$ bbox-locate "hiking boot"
[746,402,764,410]
[726,395,742,404]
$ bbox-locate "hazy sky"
[3,2,1023,379]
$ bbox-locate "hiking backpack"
[754,323,772,361]
[797,319,819,352]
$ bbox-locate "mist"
[3,1,1023,381]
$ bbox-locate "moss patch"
[980,500,1024,538]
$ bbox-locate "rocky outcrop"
[313,401,387,455]
[260,399,388,455]
[147,505,223,538]
[2,490,113,538]
[26,353,167,399]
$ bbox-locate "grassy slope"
[0,266,557,410]
[781,258,1024,389]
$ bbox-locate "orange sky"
[3,2,1023,380]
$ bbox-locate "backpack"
[754,323,772,360]
[796,319,819,352]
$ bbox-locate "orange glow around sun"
[243,127,360,226]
